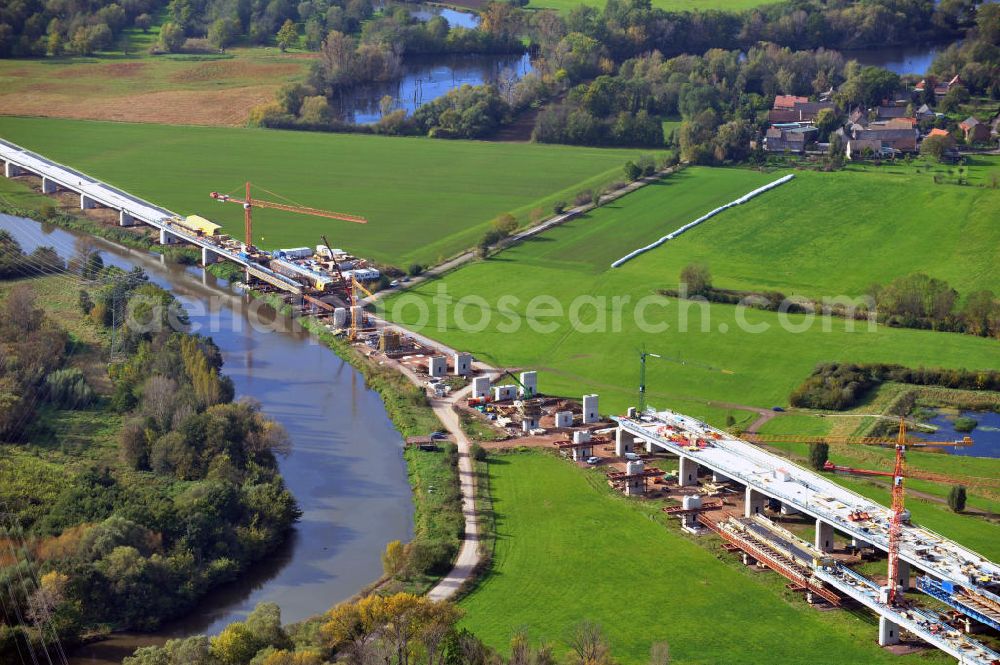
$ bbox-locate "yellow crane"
[350,276,378,340]
[740,431,973,448]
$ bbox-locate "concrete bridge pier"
[712,471,730,483]
[780,502,798,515]
[744,487,766,517]
[815,519,835,553]
[678,456,699,486]
[878,616,900,646]
[201,247,219,266]
[4,161,22,178]
[895,560,911,590]
[41,177,58,194]
[615,428,636,457]
[159,228,180,244]
[80,194,98,210]
[119,210,138,227]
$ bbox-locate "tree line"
[123,592,669,665]
[789,362,1000,410]
[0,255,298,657]
[669,263,1000,339]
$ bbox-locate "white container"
[682,495,703,510]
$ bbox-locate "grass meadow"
[0,116,650,267]
[458,452,956,665]
[383,166,1000,419]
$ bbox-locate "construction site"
[380,328,1000,665]
[5,137,1000,665]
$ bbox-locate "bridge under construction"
[615,409,1000,664]
[0,138,303,294]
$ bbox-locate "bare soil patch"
[0,85,277,125]
[169,60,300,83]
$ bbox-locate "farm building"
[959,117,991,143]
[764,125,816,153]
[846,139,887,160]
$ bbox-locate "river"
[0,214,415,663]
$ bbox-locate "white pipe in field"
[610,173,794,268]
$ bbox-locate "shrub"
[553,201,567,214]
[404,538,455,578]
[624,160,641,181]
[407,264,423,277]
[809,442,829,471]
[947,485,967,512]
[471,443,487,461]
[44,368,95,409]
[574,190,593,206]
[953,416,977,432]
[78,290,94,315]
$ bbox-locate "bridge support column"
[615,428,636,457]
[780,502,798,515]
[41,177,58,194]
[80,194,97,210]
[201,247,219,266]
[159,228,179,245]
[712,471,730,483]
[744,487,765,517]
[119,210,138,227]
[895,560,911,590]
[815,519,834,553]
[678,456,699,486]
[646,438,658,455]
[878,616,900,646]
[4,161,22,178]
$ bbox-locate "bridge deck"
[616,411,1000,599]
[1,139,309,295]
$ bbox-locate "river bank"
[0,212,425,663]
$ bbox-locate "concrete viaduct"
[0,139,302,294]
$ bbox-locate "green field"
[384,166,1000,419]
[0,116,648,267]
[459,453,954,665]
[527,0,780,13]
[598,164,1000,298]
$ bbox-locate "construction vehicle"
[209,182,367,251]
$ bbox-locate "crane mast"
[886,417,908,605]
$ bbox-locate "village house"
[915,75,963,98]
[959,117,991,143]
[763,125,817,153]
[768,99,836,124]
[845,123,919,153]
[875,105,909,120]
[846,139,887,160]
[926,127,955,148]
